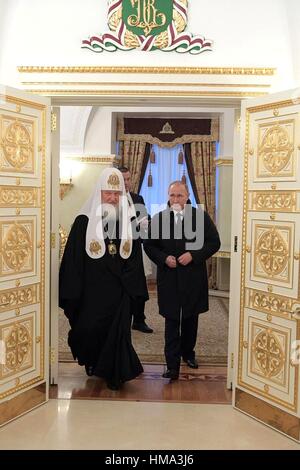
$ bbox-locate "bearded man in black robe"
[144,181,220,380]
[59,168,147,390]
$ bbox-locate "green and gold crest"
[123,0,173,37]
[82,1,212,54]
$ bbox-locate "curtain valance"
[118,118,219,148]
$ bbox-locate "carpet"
[59,293,229,364]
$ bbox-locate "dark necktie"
[176,212,183,224]
[175,212,183,238]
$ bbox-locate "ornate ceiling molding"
[18,66,276,103]
[18,66,276,75]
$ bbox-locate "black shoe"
[132,321,153,333]
[85,365,94,376]
[107,381,120,391]
[183,358,198,369]
[162,369,179,380]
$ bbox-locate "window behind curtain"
[139,144,197,216]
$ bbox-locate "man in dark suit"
[144,181,220,379]
[119,167,153,333]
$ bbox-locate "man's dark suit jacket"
[129,192,150,240]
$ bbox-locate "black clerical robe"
[59,215,147,384]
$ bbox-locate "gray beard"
[102,204,119,224]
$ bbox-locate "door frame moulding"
[23,67,272,391]
[17,66,276,106]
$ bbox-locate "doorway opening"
[51,102,238,404]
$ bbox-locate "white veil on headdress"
[78,167,132,260]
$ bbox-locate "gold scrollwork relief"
[255,227,288,276]
[253,223,292,284]
[51,112,57,132]
[67,155,117,163]
[0,318,33,378]
[253,329,284,378]
[0,187,39,207]
[59,225,68,262]
[251,191,297,212]
[1,222,33,274]
[258,123,294,177]
[5,323,31,370]
[0,116,34,173]
[247,289,294,318]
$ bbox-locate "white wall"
[59,162,110,233]
[84,107,116,155]
[0,0,299,89]
[286,0,300,85]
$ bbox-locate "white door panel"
[233,89,300,441]
[0,86,50,426]
[245,213,299,298]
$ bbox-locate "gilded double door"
[234,90,300,441]
[0,86,50,426]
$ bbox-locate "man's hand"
[177,252,193,266]
[165,255,177,268]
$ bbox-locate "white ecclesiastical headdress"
[78,167,132,259]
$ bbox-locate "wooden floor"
[50,362,232,404]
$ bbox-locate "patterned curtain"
[120,140,147,193]
[188,141,217,289]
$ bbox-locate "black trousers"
[164,314,199,371]
[131,297,146,323]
